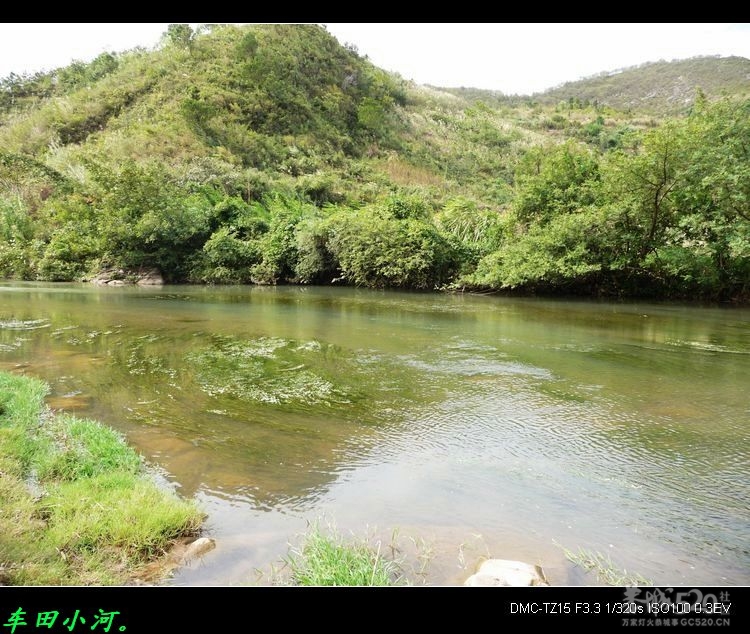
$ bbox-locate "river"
[1,282,747,585]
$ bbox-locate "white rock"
[181,537,216,563]
[465,559,548,586]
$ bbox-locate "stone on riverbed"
[181,537,216,563]
[464,559,548,586]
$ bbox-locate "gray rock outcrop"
[89,268,164,286]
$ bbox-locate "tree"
[166,24,194,49]
[514,141,601,225]
[602,123,684,269]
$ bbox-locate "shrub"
[325,208,461,289]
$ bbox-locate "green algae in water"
[187,336,355,407]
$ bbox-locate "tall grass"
[287,525,401,586]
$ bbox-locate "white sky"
[0,23,748,95]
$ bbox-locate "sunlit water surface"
[1,283,747,585]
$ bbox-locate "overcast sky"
[0,23,748,95]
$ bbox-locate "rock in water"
[464,559,548,586]
[181,537,216,563]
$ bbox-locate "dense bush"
[323,206,461,289]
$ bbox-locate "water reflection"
[1,282,748,585]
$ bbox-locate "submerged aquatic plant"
[186,336,352,406]
[558,542,652,586]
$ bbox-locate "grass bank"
[0,371,203,585]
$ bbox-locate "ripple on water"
[665,339,750,354]
[342,352,749,570]
[0,318,50,330]
[398,355,553,379]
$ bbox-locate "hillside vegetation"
[536,56,750,114]
[0,24,748,300]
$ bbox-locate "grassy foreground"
[0,371,203,585]
[287,525,401,586]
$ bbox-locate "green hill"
[1,25,748,300]
[0,24,407,178]
[536,56,750,113]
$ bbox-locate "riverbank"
[0,371,203,585]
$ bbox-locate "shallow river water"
[1,283,747,585]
